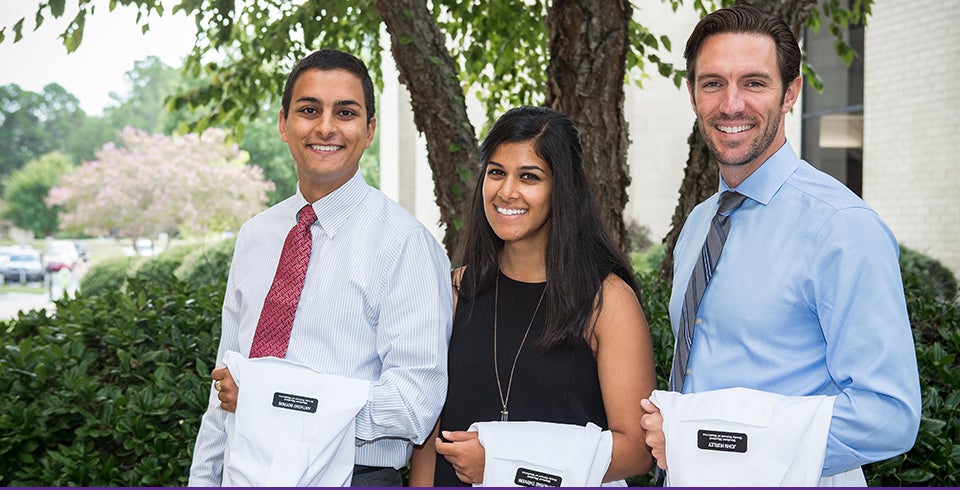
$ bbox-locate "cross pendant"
[500,408,509,421]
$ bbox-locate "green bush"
[131,245,196,285]
[2,237,957,486]
[175,238,236,286]
[78,255,142,296]
[629,247,960,487]
[637,270,674,393]
[0,275,225,485]
[864,247,960,486]
[630,244,666,276]
[900,245,959,305]
[78,239,235,298]
[0,240,233,485]
[627,271,677,486]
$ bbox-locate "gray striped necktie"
[670,191,748,392]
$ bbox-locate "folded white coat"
[469,420,624,487]
[650,387,863,487]
[221,350,371,487]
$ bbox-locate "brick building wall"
[864,0,960,275]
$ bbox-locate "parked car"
[43,240,81,272]
[74,241,90,262]
[0,246,17,275]
[4,249,44,284]
[135,238,154,257]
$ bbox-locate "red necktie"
[249,204,317,358]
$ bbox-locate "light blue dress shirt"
[189,170,453,485]
[669,142,921,476]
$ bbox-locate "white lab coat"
[220,350,371,487]
[468,421,623,487]
[649,387,863,487]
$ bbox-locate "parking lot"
[0,240,89,321]
[0,290,55,321]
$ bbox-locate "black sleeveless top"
[434,271,607,486]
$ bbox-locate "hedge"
[0,242,956,486]
[0,239,233,486]
[629,245,959,486]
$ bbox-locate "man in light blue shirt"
[640,4,920,481]
[188,49,452,486]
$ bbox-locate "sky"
[0,0,197,116]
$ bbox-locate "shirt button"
[695,318,702,325]
[685,368,692,375]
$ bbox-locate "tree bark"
[660,0,817,283]
[544,0,632,250]
[376,0,479,255]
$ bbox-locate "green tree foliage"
[0,56,217,184]
[46,127,273,240]
[0,58,310,213]
[66,112,116,164]
[359,118,380,189]
[239,106,299,205]
[103,55,201,136]
[1,0,678,252]
[0,83,87,179]
[2,151,74,235]
[0,1,873,255]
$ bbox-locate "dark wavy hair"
[454,106,640,349]
[684,4,801,94]
[281,49,375,124]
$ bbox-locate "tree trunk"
[376,0,480,256]
[544,0,632,250]
[660,0,817,284]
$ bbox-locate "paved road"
[0,291,56,321]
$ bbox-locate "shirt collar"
[719,140,800,206]
[293,170,369,239]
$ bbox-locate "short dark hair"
[281,49,375,123]
[455,106,639,349]
[684,4,801,92]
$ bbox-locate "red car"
[43,241,81,272]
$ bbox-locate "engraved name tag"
[698,429,748,453]
[272,392,319,413]
[514,467,562,487]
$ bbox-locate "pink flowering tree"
[47,127,274,240]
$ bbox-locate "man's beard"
[697,116,781,168]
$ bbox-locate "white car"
[135,238,154,257]
[3,249,44,284]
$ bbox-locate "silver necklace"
[493,270,547,422]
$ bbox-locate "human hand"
[434,430,485,484]
[212,366,238,413]
[640,398,667,470]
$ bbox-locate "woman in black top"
[409,106,656,486]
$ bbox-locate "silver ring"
[214,379,223,392]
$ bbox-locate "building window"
[801,3,865,196]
